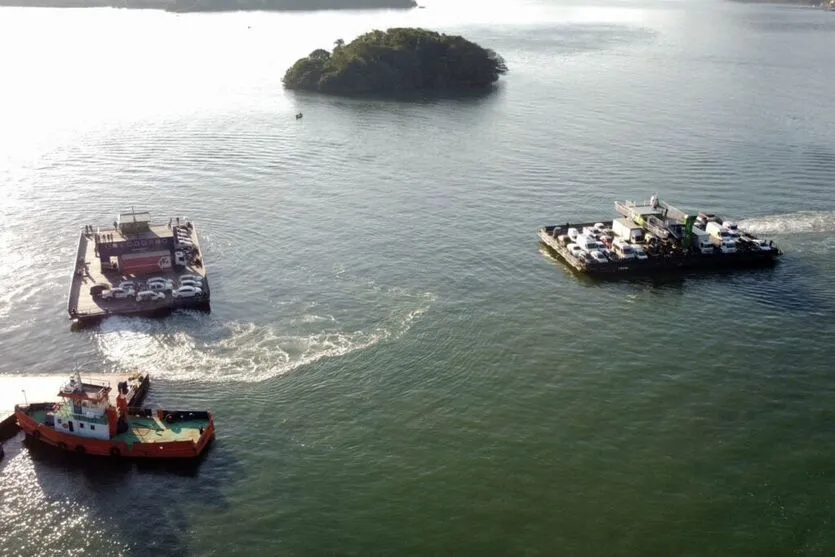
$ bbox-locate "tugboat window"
[80,423,85,428]
[90,425,96,431]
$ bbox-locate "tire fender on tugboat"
[32,429,41,439]
[75,445,85,454]
[110,446,121,457]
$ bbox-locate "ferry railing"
[67,229,88,317]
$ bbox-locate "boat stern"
[195,413,216,455]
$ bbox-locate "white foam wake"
[94,290,435,383]
[739,211,835,235]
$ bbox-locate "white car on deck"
[756,239,775,251]
[102,287,135,300]
[589,251,608,263]
[136,290,165,302]
[146,280,173,292]
[172,285,203,298]
[567,243,584,258]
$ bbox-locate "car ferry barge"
[67,209,210,328]
[538,195,782,278]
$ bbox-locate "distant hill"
[0,0,417,11]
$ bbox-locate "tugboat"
[15,373,214,459]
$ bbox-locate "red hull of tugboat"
[15,408,215,459]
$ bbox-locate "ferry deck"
[67,211,210,327]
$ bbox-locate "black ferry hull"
[70,297,211,330]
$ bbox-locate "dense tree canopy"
[282,28,508,96]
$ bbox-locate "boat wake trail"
[739,211,835,235]
[93,287,435,383]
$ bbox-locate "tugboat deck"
[117,415,208,445]
[24,409,208,445]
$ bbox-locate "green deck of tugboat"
[27,409,209,445]
[116,416,208,445]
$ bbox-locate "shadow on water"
[539,245,831,315]
[18,435,245,556]
[289,83,502,107]
[734,257,834,316]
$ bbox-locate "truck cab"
[705,221,730,240]
[611,238,637,260]
[576,235,603,254]
[174,250,187,268]
[690,228,714,254]
[717,239,737,254]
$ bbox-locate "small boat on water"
[15,372,214,459]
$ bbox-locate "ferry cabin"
[49,373,121,440]
[93,211,191,276]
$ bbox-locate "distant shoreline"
[729,0,830,5]
[0,0,418,12]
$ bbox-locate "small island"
[282,28,508,96]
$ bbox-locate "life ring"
[75,445,86,454]
[110,447,121,457]
[32,429,41,439]
[166,414,174,424]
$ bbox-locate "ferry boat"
[15,373,215,459]
[538,195,782,278]
[67,209,210,328]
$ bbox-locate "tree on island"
[282,28,508,96]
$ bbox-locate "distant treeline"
[728,0,823,4]
[0,0,417,11]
